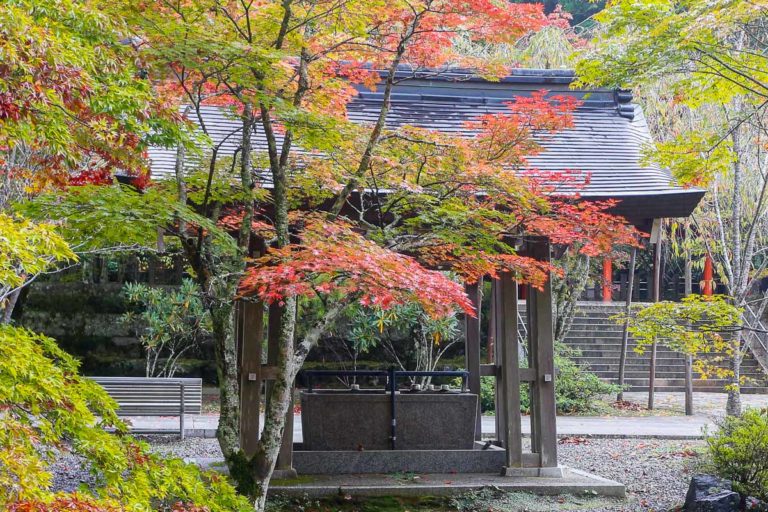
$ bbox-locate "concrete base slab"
[268,468,625,498]
[272,468,298,479]
[293,442,506,474]
[502,466,567,478]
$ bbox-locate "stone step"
[559,304,768,392]
[580,364,766,375]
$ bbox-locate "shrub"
[480,376,496,413]
[706,408,768,500]
[122,278,211,378]
[551,351,620,414]
[0,325,250,511]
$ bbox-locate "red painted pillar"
[602,259,612,302]
[703,254,714,295]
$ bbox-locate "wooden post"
[239,300,264,456]
[499,273,522,468]
[492,279,507,444]
[648,235,662,410]
[465,280,483,441]
[684,239,695,415]
[617,248,636,402]
[528,240,557,468]
[602,259,613,302]
[488,281,496,365]
[702,254,714,295]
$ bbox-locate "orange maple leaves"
[239,216,476,318]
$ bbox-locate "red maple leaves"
[239,216,475,318]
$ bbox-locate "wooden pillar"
[702,254,714,295]
[602,259,613,302]
[492,279,506,445]
[465,280,483,441]
[239,300,264,456]
[487,282,496,365]
[499,273,522,468]
[649,238,662,410]
[528,239,558,468]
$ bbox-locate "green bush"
[480,376,496,413]
[706,408,768,500]
[551,353,620,414]
[0,325,250,511]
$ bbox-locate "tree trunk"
[726,333,743,416]
[228,300,344,512]
[617,248,636,402]
[552,252,590,344]
[1,287,21,324]
[210,299,241,458]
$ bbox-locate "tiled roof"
[147,68,704,223]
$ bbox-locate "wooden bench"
[90,377,203,438]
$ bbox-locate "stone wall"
[17,281,217,382]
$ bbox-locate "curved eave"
[583,188,706,227]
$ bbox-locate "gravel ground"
[133,435,704,511]
[50,453,98,494]
[557,438,704,511]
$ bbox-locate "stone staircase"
[525,302,768,393]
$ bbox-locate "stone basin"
[300,390,478,451]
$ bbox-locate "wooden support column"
[649,238,662,410]
[602,259,613,302]
[239,300,264,456]
[492,279,506,444]
[465,280,483,441]
[702,254,714,295]
[528,239,558,468]
[499,273,522,468]
[488,282,496,365]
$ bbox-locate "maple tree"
[0,325,250,511]
[0,0,180,192]
[577,0,768,416]
[0,0,184,320]
[14,0,641,508]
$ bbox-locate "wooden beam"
[239,300,264,456]
[602,259,613,302]
[499,272,522,468]
[528,240,558,468]
[479,364,497,377]
[464,280,483,441]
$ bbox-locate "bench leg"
[180,384,186,440]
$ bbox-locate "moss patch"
[266,494,449,512]
[265,490,624,512]
[269,474,318,486]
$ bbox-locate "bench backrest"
[90,377,203,416]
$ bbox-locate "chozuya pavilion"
[149,68,704,495]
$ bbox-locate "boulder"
[685,475,732,505]
[684,475,737,512]
[745,497,768,511]
[690,491,741,512]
